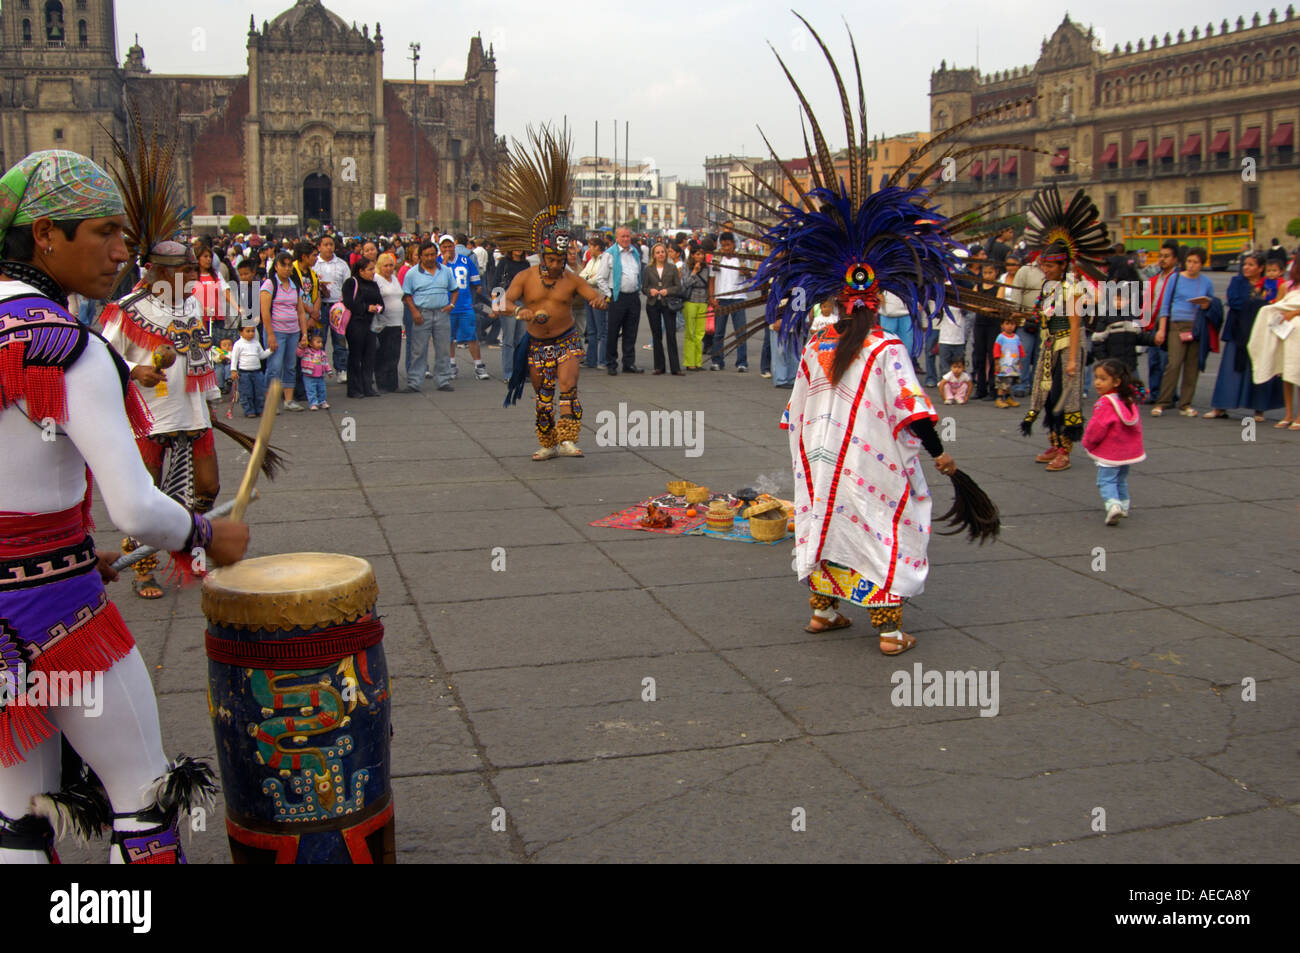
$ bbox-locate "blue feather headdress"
[711,13,1043,362]
[756,184,962,353]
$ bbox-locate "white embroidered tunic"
[781,325,938,597]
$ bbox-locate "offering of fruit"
[685,507,698,517]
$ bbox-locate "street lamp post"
[409,42,421,236]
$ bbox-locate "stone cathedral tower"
[0,0,126,172]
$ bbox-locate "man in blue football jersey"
[440,233,490,380]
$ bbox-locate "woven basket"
[706,513,735,532]
[684,485,710,505]
[667,480,696,497]
[744,499,784,520]
[748,510,789,542]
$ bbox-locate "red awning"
[985,158,1001,176]
[1237,126,1261,150]
[1002,154,1018,175]
[1179,134,1202,157]
[1153,137,1175,160]
[1269,122,1294,148]
[1209,130,1232,153]
[970,160,984,178]
[1128,140,1149,162]
[1099,143,1118,164]
[1050,148,1069,169]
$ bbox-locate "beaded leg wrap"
[122,537,159,579]
[111,809,186,864]
[556,387,582,444]
[869,605,904,633]
[1057,437,1073,454]
[810,593,839,612]
[533,354,559,448]
[110,755,216,864]
[192,494,215,515]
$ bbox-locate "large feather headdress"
[720,13,1059,349]
[1021,184,1111,280]
[482,126,573,256]
[105,98,187,269]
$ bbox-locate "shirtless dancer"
[503,231,608,460]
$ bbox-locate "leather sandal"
[805,613,852,634]
[879,632,916,655]
[133,574,164,600]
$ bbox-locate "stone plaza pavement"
[75,335,1299,864]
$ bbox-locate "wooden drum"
[202,553,394,864]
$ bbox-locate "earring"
[44,246,52,255]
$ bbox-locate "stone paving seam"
[636,582,952,859]
[956,802,1293,862]
[337,418,534,863]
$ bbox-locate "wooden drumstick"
[231,378,281,523]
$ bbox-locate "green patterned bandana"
[0,150,124,248]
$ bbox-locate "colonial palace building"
[0,0,503,232]
[929,11,1300,241]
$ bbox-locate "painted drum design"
[202,553,394,864]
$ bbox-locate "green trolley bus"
[1120,204,1254,270]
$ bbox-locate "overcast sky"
[117,0,1252,180]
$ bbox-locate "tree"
[1286,218,1300,240]
[358,208,401,235]
[228,214,250,234]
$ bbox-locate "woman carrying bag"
[642,243,683,375]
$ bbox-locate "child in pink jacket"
[1082,358,1146,525]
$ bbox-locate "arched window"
[1154,72,1164,98]
[1240,57,1250,83]
[935,109,948,131]
[1127,75,1135,101]
[1210,60,1220,87]
[1192,63,1201,93]
[1273,49,1283,78]
[1103,82,1111,104]
[43,0,64,43]
[1289,46,1299,75]
[1139,73,1148,98]
[1254,52,1264,80]
[77,18,86,47]
[211,195,227,216]
[1180,66,1190,94]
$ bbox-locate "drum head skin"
[202,553,377,630]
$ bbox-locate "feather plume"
[792,12,858,204]
[795,117,826,193]
[758,126,815,211]
[886,96,1038,189]
[935,470,1000,542]
[145,755,217,817]
[212,419,287,479]
[770,42,838,192]
[105,98,185,267]
[846,21,870,204]
[1023,184,1111,279]
[482,126,573,254]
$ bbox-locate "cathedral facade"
[0,0,503,233]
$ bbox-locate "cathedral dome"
[269,0,350,34]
